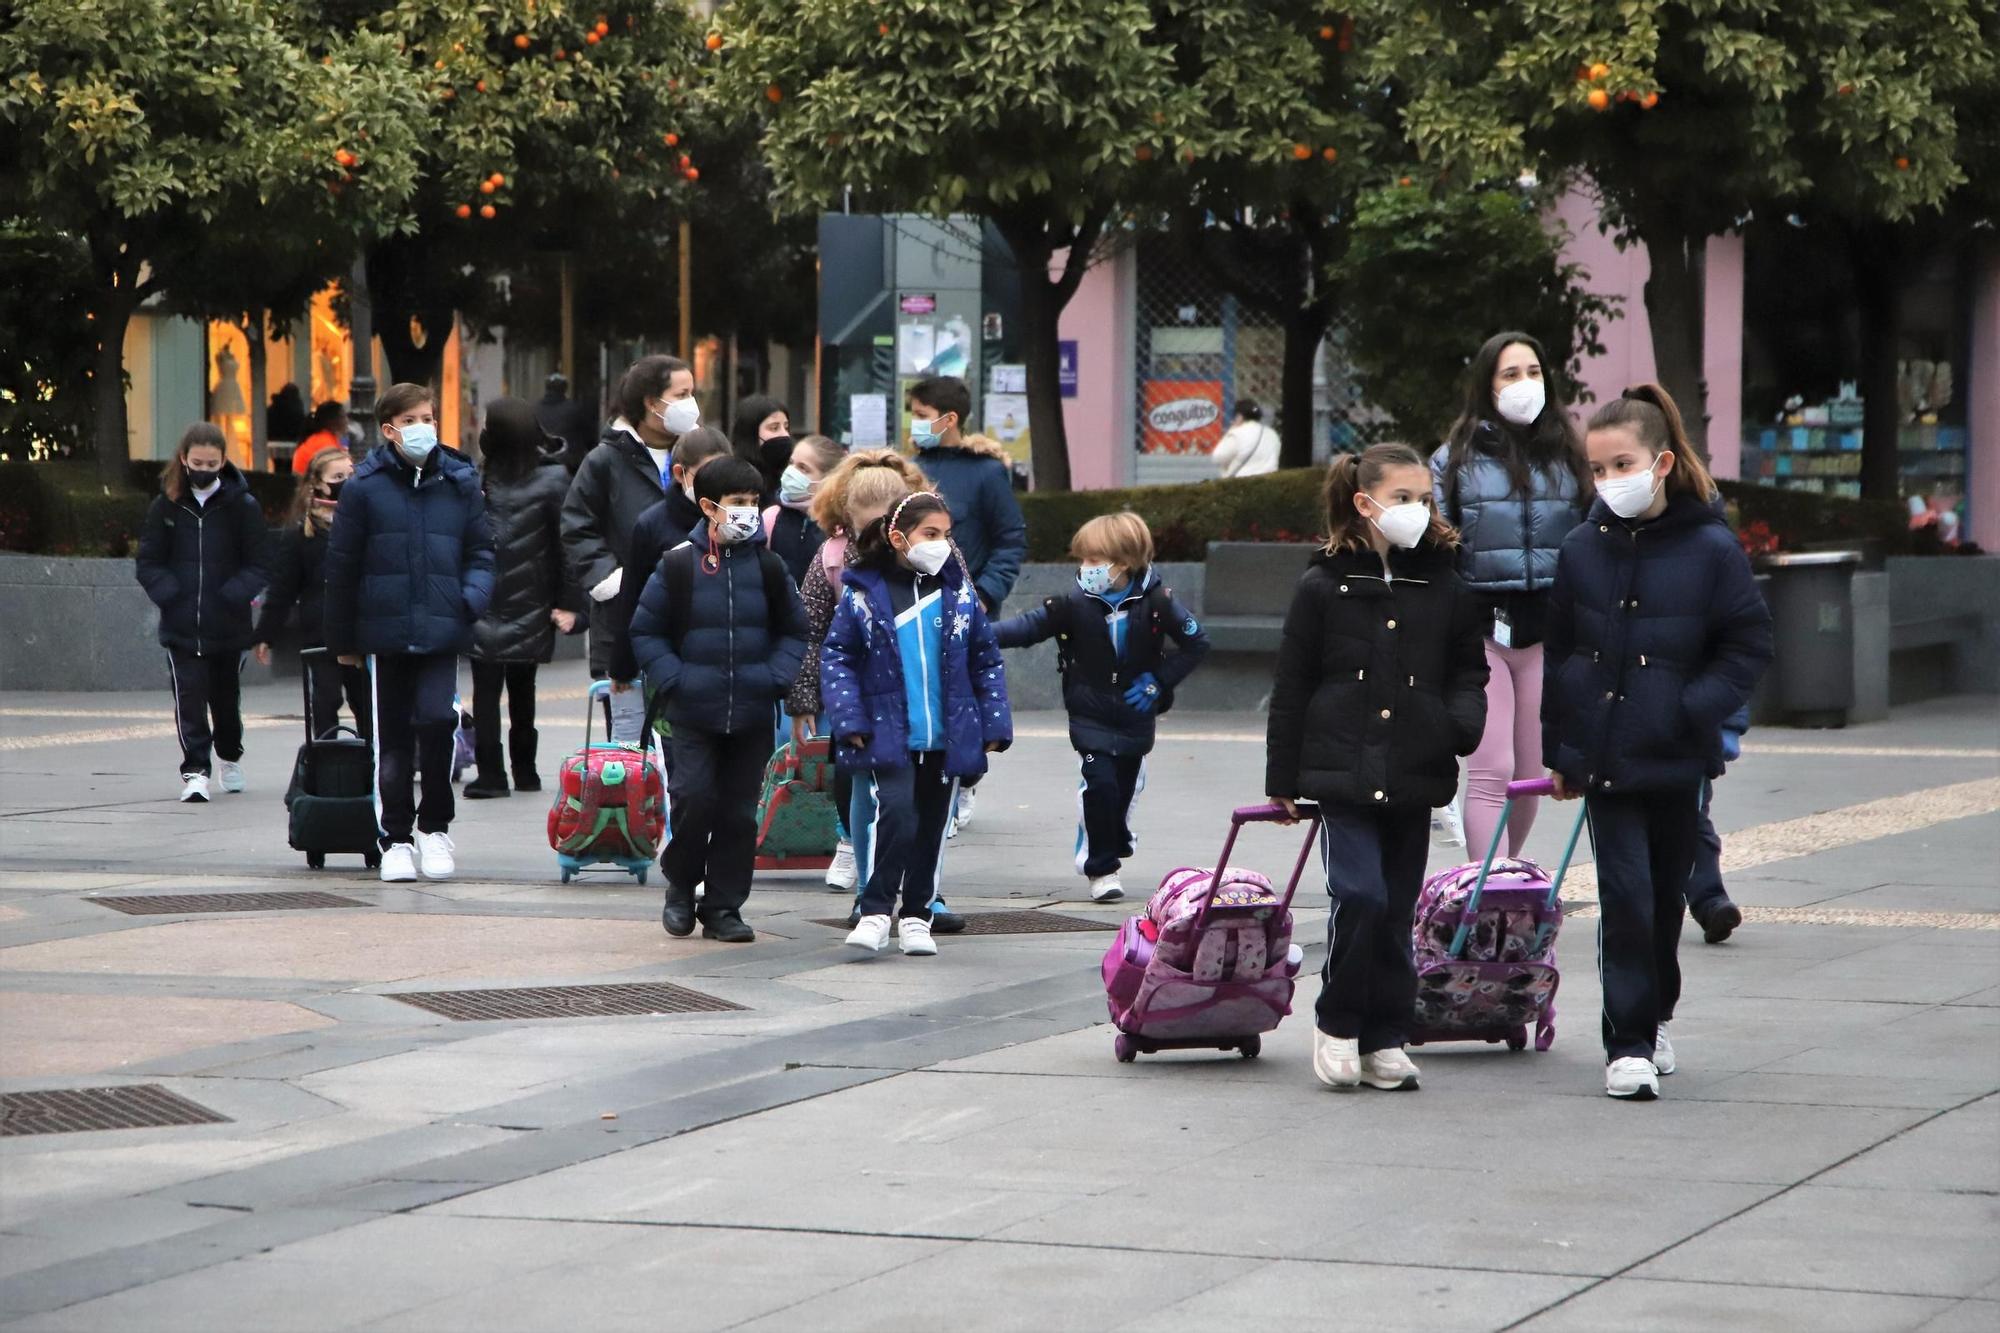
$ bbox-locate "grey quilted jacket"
[1429,426,1587,595]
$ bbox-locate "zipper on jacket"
[725,549,737,722]
[194,504,205,642]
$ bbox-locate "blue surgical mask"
[778,465,815,506]
[910,415,945,449]
[1078,563,1116,596]
[395,421,438,464]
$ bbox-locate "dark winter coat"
[252,522,329,649]
[135,464,270,655]
[561,422,668,676]
[820,554,1013,778]
[1431,425,1588,646]
[606,485,704,682]
[915,446,1027,610]
[472,455,577,664]
[995,568,1210,756]
[765,503,826,587]
[323,444,496,657]
[1542,492,1773,794]
[626,524,809,736]
[1265,540,1490,809]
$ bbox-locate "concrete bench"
[1199,542,1318,652]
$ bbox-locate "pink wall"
[1054,247,1133,490]
[1970,237,2000,551]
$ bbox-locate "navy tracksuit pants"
[371,652,457,846]
[1315,803,1432,1053]
[1076,751,1146,877]
[1586,787,1701,1062]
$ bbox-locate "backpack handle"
[1193,803,1321,932]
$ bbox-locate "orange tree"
[0,0,423,479]
[707,0,1327,490]
[1349,0,1991,477]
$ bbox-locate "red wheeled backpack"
[547,682,665,884]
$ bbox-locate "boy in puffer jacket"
[994,512,1209,902]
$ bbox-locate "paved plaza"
[1,661,1995,1331]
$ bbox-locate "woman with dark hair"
[729,394,792,496]
[1431,331,1592,860]
[465,398,581,798]
[561,353,696,741]
[135,423,271,802]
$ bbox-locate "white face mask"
[1077,562,1116,596]
[904,539,952,576]
[1495,377,1546,427]
[658,397,700,436]
[778,465,815,506]
[394,421,438,464]
[712,504,761,545]
[1598,462,1665,519]
[1366,499,1431,549]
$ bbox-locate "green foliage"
[0,225,97,458]
[1331,183,1617,447]
[0,460,293,556]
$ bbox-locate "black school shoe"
[931,908,966,934]
[1702,900,1744,945]
[702,910,756,943]
[662,883,697,937]
[463,773,510,799]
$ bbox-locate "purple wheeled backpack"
[1409,778,1584,1052]
[1101,804,1317,1063]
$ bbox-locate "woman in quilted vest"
[1430,332,1591,860]
[1544,385,1770,1102]
[1267,444,1489,1092]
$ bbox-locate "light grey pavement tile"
[1138,1260,1592,1332]
[1514,1278,1958,1332]
[1917,1299,2000,1332]
[1814,1096,2000,1193]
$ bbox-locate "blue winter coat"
[626,524,809,736]
[994,567,1210,757]
[820,553,1013,777]
[323,444,496,657]
[1542,493,1773,793]
[1430,424,1588,595]
[135,464,270,654]
[915,446,1027,610]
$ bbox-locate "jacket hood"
[1309,539,1457,578]
[1585,489,1726,534]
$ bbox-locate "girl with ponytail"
[1542,382,1772,1102]
[1266,442,1490,1092]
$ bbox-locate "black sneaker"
[463,774,510,800]
[1703,901,1743,945]
[931,908,967,935]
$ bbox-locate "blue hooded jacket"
[914,446,1027,610]
[819,551,1013,777]
[323,444,496,657]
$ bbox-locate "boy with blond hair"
[994,512,1209,901]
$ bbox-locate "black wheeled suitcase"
[286,649,381,870]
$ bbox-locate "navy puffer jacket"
[915,446,1027,610]
[1430,424,1588,595]
[626,524,809,735]
[323,445,496,657]
[135,464,270,654]
[1542,492,1773,793]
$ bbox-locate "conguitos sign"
[1140,380,1226,455]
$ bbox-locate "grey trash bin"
[1763,551,1862,728]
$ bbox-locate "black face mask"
[185,468,223,487]
[316,479,346,504]
[763,434,794,456]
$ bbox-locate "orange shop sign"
[1140,380,1225,455]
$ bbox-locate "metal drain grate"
[90,892,368,916]
[811,911,1116,935]
[0,1085,230,1137]
[384,981,746,1021]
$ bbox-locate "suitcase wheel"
[306,851,325,870]
[1113,1034,1139,1064]
[1239,1036,1261,1060]
[632,864,649,885]
[1535,1021,1555,1053]
[364,849,381,869]
[560,865,574,884]
[1507,1027,1529,1052]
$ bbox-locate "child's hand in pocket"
[843,733,869,750]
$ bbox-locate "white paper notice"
[850,394,889,448]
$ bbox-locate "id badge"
[1492,606,1513,649]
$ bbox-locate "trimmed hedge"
[0,461,296,557]
[1018,467,1914,562]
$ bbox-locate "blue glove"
[1123,672,1160,713]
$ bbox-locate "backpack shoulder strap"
[762,505,780,543]
[820,533,846,575]
[757,547,792,624]
[663,543,696,650]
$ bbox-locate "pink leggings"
[1464,640,1544,859]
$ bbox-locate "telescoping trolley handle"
[583,679,615,748]
[1446,777,1587,958]
[1192,803,1323,933]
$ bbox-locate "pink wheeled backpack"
[1101,804,1318,1062]
[1408,778,1584,1052]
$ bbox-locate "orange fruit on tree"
[433,59,446,70]
[480,180,496,194]
[335,148,357,167]
[1586,88,1610,110]
[1838,83,1854,96]
[684,167,700,182]
[480,204,497,219]
[454,203,472,219]
[441,87,456,100]
[665,132,679,146]
[1182,148,1196,163]
[610,168,621,179]
[1321,146,1337,161]
[1135,144,1153,161]
[1399,174,1413,186]
[475,79,488,93]
[586,32,599,45]
[595,22,609,37]
[555,48,566,59]
[705,33,722,50]
[1588,62,1609,81]
[1319,25,1334,40]
[679,153,692,169]
[514,34,530,50]
[766,83,783,102]
[1895,155,1910,170]
[1575,63,1592,83]
[1640,92,1659,109]
[490,172,506,187]
[1292,142,1311,160]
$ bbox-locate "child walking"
[821,493,1012,957]
[626,456,808,944]
[1544,384,1771,1101]
[253,447,370,741]
[995,512,1209,902]
[1266,444,1490,1091]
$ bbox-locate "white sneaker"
[1606,1056,1661,1100]
[1089,873,1125,903]
[379,842,418,883]
[1434,798,1465,847]
[1361,1046,1422,1091]
[1313,1031,1362,1090]
[1653,1024,1677,1076]
[898,917,937,956]
[217,759,245,794]
[826,841,858,891]
[416,831,455,880]
[178,773,211,803]
[953,787,977,831]
[845,913,891,954]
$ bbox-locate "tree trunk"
[1637,219,1710,458]
[1278,302,1332,469]
[366,239,454,389]
[1850,224,1905,502]
[89,297,135,486]
[247,311,269,472]
[990,208,1106,493]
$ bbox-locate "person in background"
[729,394,793,497]
[1431,331,1591,863]
[267,384,309,447]
[1684,708,1748,945]
[607,426,733,687]
[765,433,844,585]
[253,448,370,740]
[908,375,1027,834]
[136,423,272,803]
[325,382,496,884]
[562,354,696,742]
[1544,384,1772,1101]
[536,372,598,474]
[627,456,809,945]
[291,401,350,476]
[1213,398,1281,478]
[994,512,1210,903]
[464,398,582,799]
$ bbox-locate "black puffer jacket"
[765,503,826,587]
[473,455,576,664]
[253,522,329,649]
[561,422,668,676]
[1266,541,1490,809]
[134,465,270,654]
[606,486,704,682]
